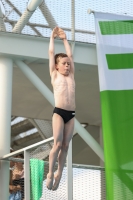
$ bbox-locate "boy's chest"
[52,73,75,90]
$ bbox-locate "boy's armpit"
[50,69,57,77]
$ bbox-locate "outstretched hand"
[52,27,58,38]
[52,27,66,39]
[57,27,66,39]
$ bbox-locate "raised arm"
[63,39,74,73]
[49,28,58,76]
[58,28,75,73]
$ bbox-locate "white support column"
[12,0,43,33]
[67,140,73,200]
[24,150,30,200]
[15,60,104,161]
[39,1,58,29]
[0,56,13,199]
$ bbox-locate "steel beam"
[39,2,57,29]
[0,4,6,31]
[0,32,97,65]
[11,119,34,137]
[6,0,42,36]
[4,18,95,35]
[71,0,75,41]
[12,0,43,33]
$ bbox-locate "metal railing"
[1,137,73,200]
[1,137,105,200]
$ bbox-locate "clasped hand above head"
[52,27,66,40]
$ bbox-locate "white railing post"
[67,140,73,200]
[24,150,30,200]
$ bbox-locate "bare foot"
[52,173,61,191]
[46,173,54,190]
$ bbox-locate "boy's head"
[55,53,71,76]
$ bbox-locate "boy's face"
[56,57,71,76]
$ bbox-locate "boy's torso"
[51,70,75,110]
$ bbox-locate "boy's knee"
[54,142,62,150]
[62,143,69,151]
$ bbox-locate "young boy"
[46,27,75,190]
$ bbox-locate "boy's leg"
[52,118,74,190]
[46,113,64,189]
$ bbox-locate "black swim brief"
[53,107,75,124]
